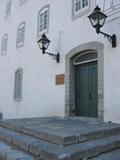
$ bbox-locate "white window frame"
[1,34,8,56]
[14,68,23,100]
[72,0,90,19]
[16,22,26,48]
[37,5,49,37]
[5,0,12,19]
[73,51,97,65]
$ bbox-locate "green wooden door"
[75,61,98,117]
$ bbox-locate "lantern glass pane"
[89,11,107,28]
[37,34,51,52]
[38,39,43,49]
[89,12,99,27]
[98,12,107,20]
[43,40,50,49]
[99,17,106,27]
[90,17,98,27]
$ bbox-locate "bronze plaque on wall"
[55,74,65,85]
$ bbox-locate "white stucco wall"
[0,0,120,123]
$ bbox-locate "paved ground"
[0,117,119,160]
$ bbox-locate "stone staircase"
[0,117,119,160]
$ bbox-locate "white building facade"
[0,0,120,123]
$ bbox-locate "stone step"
[0,141,34,160]
[0,119,120,146]
[90,148,120,160]
[0,126,120,160]
[37,134,120,160]
[0,126,58,157]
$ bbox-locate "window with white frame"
[16,22,25,48]
[1,34,8,55]
[37,5,49,36]
[73,0,90,18]
[14,68,23,100]
[5,0,12,18]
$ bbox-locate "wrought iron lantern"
[88,6,116,48]
[37,33,60,63]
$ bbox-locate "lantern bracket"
[44,51,60,63]
[88,6,117,48]
[37,33,60,63]
[99,31,116,48]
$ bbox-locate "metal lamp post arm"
[45,51,56,56]
[44,52,60,63]
[99,31,111,39]
[99,31,116,48]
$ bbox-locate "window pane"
[1,34,8,55]
[17,23,25,47]
[82,0,88,8]
[75,0,81,11]
[39,13,44,32]
[21,27,24,42]
[17,30,21,44]
[74,52,97,64]
[44,10,48,30]
[74,0,88,13]
[37,6,49,35]
[14,70,23,99]
[5,1,11,17]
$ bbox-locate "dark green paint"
[75,61,98,117]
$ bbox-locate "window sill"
[1,51,7,56]
[72,7,91,20]
[16,42,24,49]
[37,29,48,39]
[14,97,22,102]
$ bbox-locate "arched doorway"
[65,42,104,121]
[74,51,98,117]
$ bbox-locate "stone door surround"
[65,42,104,121]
